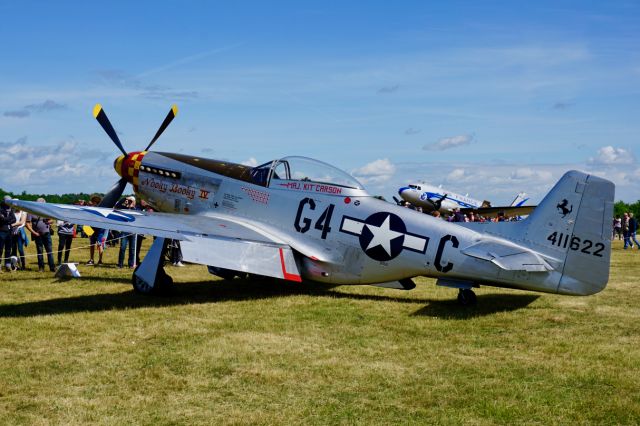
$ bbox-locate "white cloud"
[423,134,473,151]
[447,168,466,180]
[241,157,258,167]
[0,137,112,192]
[352,158,396,185]
[588,146,636,166]
[510,167,554,182]
[2,99,66,118]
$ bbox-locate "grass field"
[0,237,639,425]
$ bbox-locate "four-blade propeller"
[92,103,178,208]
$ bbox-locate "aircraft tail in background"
[510,192,529,207]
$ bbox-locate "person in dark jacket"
[623,212,633,249]
[56,220,75,265]
[116,196,137,268]
[25,198,55,272]
[629,212,640,250]
[0,196,17,272]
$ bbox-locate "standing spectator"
[87,227,107,266]
[452,208,465,222]
[25,198,55,272]
[622,212,633,249]
[117,196,137,268]
[11,201,27,270]
[57,220,75,265]
[613,216,622,240]
[134,199,154,266]
[0,196,16,272]
[169,240,184,267]
[629,213,640,250]
[86,196,106,266]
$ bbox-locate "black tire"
[207,266,238,281]
[457,289,477,306]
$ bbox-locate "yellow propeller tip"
[92,104,103,118]
[171,104,178,116]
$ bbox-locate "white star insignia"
[365,215,404,255]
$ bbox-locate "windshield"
[250,156,364,190]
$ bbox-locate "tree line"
[0,189,95,205]
[614,200,640,219]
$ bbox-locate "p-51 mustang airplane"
[398,182,534,217]
[10,105,614,305]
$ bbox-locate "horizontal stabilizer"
[461,240,553,272]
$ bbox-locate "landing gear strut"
[132,238,174,295]
[457,288,477,306]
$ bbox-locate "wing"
[11,200,301,282]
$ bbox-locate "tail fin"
[510,192,529,207]
[520,171,614,295]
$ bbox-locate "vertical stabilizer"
[521,171,614,295]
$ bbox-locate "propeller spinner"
[92,104,178,208]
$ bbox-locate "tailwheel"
[457,288,477,306]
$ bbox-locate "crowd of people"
[0,194,183,273]
[399,200,520,222]
[613,212,640,250]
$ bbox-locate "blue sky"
[1,1,638,203]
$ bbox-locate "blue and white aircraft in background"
[398,182,533,217]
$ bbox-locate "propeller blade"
[145,104,178,151]
[393,196,402,205]
[83,177,127,236]
[99,177,128,208]
[434,194,448,210]
[93,104,127,156]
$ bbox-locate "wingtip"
[171,104,178,116]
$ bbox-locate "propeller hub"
[114,151,146,186]
[114,154,126,178]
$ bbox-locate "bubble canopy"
[250,156,365,190]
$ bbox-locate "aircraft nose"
[398,186,410,196]
[114,151,145,183]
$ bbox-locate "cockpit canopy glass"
[250,156,364,190]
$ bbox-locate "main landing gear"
[132,238,174,295]
[457,288,477,306]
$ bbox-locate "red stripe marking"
[279,248,302,282]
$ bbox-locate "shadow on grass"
[411,293,540,319]
[0,277,539,318]
[53,276,132,285]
